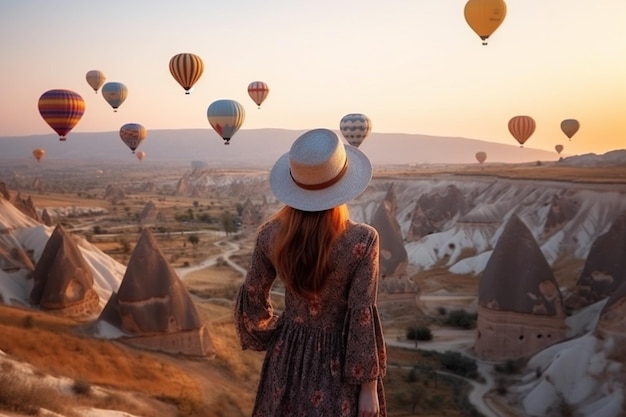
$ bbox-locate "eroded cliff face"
[350,176,626,279]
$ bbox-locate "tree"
[188,234,199,248]
[221,211,237,235]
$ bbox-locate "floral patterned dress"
[235,219,387,417]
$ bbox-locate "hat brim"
[269,145,373,212]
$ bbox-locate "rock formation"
[369,184,418,299]
[475,215,566,360]
[103,184,126,203]
[99,228,214,357]
[11,193,39,222]
[370,184,408,278]
[41,208,53,226]
[240,198,263,226]
[139,201,166,226]
[0,182,10,200]
[30,224,100,317]
[595,276,626,350]
[566,211,626,311]
[407,184,468,241]
[541,191,580,238]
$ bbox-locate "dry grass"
[376,163,626,184]
[0,304,204,415]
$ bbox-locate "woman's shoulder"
[344,220,379,241]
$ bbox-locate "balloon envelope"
[560,119,580,140]
[475,151,487,164]
[119,123,147,153]
[37,89,85,141]
[508,115,536,147]
[101,82,128,111]
[85,70,106,93]
[32,148,46,162]
[135,151,146,161]
[247,81,269,108]
[464,0,507,45]
[339,114,372,147]
[169,53,204,94]
[555,144,564,155]
[207,99,245,145]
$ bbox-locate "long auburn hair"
[269,204,349,299]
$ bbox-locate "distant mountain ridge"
[0,128,559,167]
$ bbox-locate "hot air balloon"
[207,99,245,145]
[560,119,579,141]
[247,81,269,108]
[555,144,564,155]
[339,114,372,148]
[85,70,106,94]
[169,53,204,94]
[119,123,147,154]
[475,151,487,164]
[135,151,146,161]
[464,0,507,45]
[32,148,46,163]
[37,89,86,141]
[508,115,536,148]
[101,82,128,112]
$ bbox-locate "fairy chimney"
[99,228,214,357]
[30,224,99,317]
[566,211,626,311]
[369,184,408,278]
[475,215,566,361]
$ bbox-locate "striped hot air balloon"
[119,123,147,153]
[169,53,204,94]
[101,82,128,112]
[508,115,536,148]
[37,89,85,141]
[85,70,106,94]
[339,113,372,148]
[464,0,507,45]
[247,81,270,108]
[207,99,245,145]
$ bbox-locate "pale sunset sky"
[0,0,624,157]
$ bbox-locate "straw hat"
[270,128,372,212]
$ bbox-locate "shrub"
[72,379,92,396]
[444,309,476,329]
[406,326,433,341]
[440,351,478,379]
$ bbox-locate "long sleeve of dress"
[235,228,280,351]
[343,228,387,384]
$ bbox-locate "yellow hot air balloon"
[170,53,204,94]
[508,115,536,148]
[475,151,487,164]
[464,0,507,45]
[555,144,564,155]
[85,70,106,94]
[32,148,46,163]
[119,123,147,154]
[247,81,270,108]
[135,151,146,161]
[560,119,580,141]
